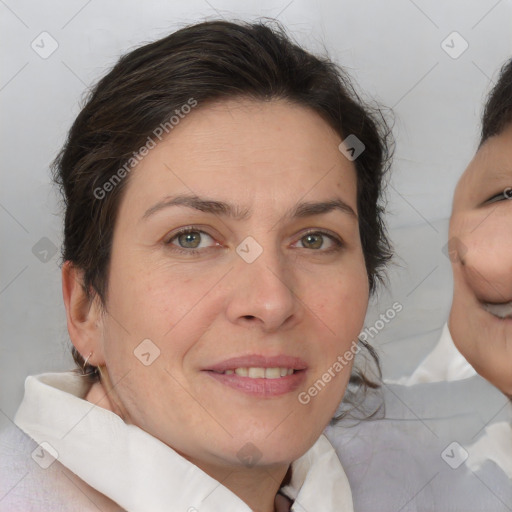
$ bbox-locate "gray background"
[1,0,511,418]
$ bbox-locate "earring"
[82,351,93,374]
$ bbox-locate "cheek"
[304,259,369,381]
[449,297,474,361]
[312,258,369,328]
[450,213,512,387]
[107,256,221,334]
[451,213,512,301]
[102,262,232,387]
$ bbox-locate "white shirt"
[326,375,512,511]
[12,371,354,512]
[390,322,477,385]
[393,322,512,481]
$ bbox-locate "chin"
[485,373,512,397]
[469,356,512,396]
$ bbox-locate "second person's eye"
[485,188,512,204]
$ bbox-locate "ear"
[62,261,105,367]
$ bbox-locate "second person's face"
[449,122,512,395]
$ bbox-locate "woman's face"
[94,98,369,470]
[449,122,512,395]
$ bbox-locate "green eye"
[301,233,325,250]
[165,228,218,255]
[177,231,202,248]
[295,231,344,252]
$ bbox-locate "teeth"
[264,368,281,379]
[483,301,512,319]
[248,367,266,378]
[225,367,295,378]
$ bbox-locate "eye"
[486,187,512,204]
[164,227,344,256]
[293,230,344,252]
[165,228,218,254]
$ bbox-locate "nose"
[456,219,512,302]
[224,240,301,332]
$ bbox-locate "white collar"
[14,372,353,512]
[390,322,477,386]
[466,421,512,480]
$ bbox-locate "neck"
[184,455,292,512]
[85,378,293,511]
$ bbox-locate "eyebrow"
[142,194,357,221]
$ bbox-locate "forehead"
[158,97,342,165]
[120,97,358,215]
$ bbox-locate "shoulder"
[326,377,512,511]
[0,423,123,511]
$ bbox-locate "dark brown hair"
[52,19,392,420]
[481,58,512,145]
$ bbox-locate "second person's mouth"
[482,300,512,319]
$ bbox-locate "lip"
[202,354,308,398]
[203,354,308,373]
[204,368,307,397]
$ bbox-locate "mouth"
[204,369,307,397]
[204,354,307,373]
[209,367,298,378]
[203,355,308,397]
[482,301,512,319]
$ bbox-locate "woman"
[0,20,391,511]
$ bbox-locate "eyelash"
[165,227,344,256]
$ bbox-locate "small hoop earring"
[83,351,93,373]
